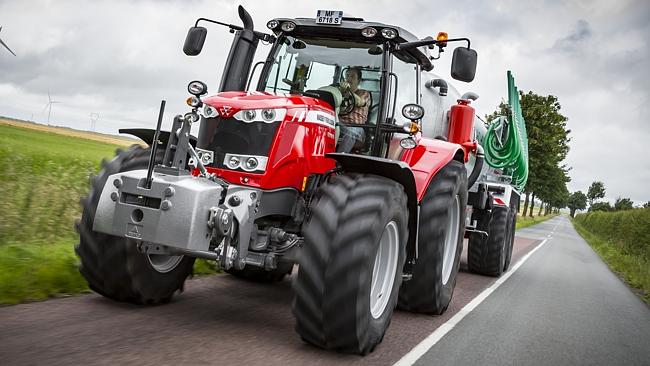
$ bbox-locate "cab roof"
[271,17,433,71]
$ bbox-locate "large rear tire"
[75,145,195,304]
[292,174,408,355]
[468,205,509,277]
[398,160,468,314]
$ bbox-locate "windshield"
[263,36,383,124]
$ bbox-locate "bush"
[574,208,650,261]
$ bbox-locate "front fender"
[400,137,465,201]
[119,128,197,147]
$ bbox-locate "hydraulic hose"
[482,71,529,191]
[468,144,484,188]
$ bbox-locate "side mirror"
[183,27,207,56]
[450,47,477,82]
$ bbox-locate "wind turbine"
[89,113,99,132]
[0,26,16,56]
[42,90,61,126]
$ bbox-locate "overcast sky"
[1,0,648,204]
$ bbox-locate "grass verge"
[0,123,218,305]
[572,213,649,305]
[515,213,557,230]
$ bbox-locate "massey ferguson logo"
[218,106,234,117]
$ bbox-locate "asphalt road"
[410,216,650,366]
[1,216,647,365]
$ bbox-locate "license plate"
[316,10,343,25]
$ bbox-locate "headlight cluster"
[361,27,398,39]
[233,108,286,123]
[224,153,269,173]
[267,19,296,33]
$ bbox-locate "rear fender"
[326,153,419,262]
[400,137,465,201]
[119,128,197,147]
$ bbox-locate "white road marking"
[393,237,551,366]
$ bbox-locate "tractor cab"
[256,17,427,155]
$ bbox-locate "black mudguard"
[119,128,197,147]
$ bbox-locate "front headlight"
[261,109,276,122]
[203,105,218,118]
[244,157,259,170]
[402,103,425,120]
[188,80,207,96]
[227,156,240,169]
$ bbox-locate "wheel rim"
[147,253,184,273]
[441,195,460,286]
[370,221,400,319]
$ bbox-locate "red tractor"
[77,7,485,354]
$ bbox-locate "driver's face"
[345,70,360,91]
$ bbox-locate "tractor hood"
[203,91,333,118]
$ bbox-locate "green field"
[573,209,650,304]
[0,124,216,304]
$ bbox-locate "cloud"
[0,0,649,203]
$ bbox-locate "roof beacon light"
[381,28,398,39]
[281,21,296,32]
[436,32,449,47]
[361,27,377,38]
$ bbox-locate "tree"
[520,92,571,217]
[614,197,634,211]
[589,201,612,212]
[587,181,606,206]
[643,201,650,209]
[567,191,587,217]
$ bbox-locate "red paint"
[448,99,477,161]
[200,93,337,191]
[493,197,506,206]
[400,136,464,201]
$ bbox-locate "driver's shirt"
[339,89,371,124]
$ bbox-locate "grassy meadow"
[0,122,216,304]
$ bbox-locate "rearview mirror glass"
[450,47,477,82]
[183,27,207,56]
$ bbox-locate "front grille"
[198,117,281,170]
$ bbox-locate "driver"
[337,67,371,153]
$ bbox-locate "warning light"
[436,32,448,47]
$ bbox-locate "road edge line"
[392,237,550,366]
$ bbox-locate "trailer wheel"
[397,160,468,314]
[503,209,517,272]
[75,145,195,304]
[292,174,408,355]
[226,262,294,282]
[468,205,509,277]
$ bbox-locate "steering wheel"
[339,88,356,116]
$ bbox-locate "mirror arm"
[395,37,471,51]
[194,17,275,42]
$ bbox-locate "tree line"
[567,181,648,217]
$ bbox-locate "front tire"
[75,145,195,304]
[398,160,468,314]
[292,174,408,355]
